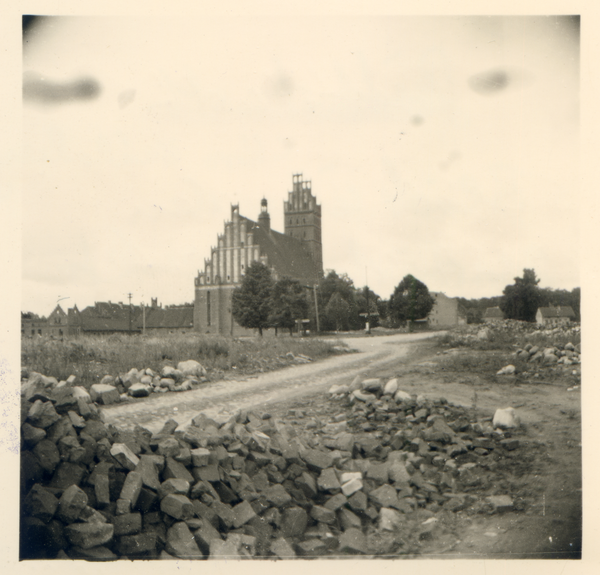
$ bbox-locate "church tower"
[284,174,323,275]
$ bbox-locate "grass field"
[21,333,344,388]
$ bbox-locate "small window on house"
[303,218,306,224]
[303,231,306,238]
[296,218,299,224]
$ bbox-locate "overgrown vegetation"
[21,333,344,389]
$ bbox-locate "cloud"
[23,74,101,104]
[468,69,509,95]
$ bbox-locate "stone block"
[295,471,317,498]
[23,484,59,523]
[113,512,142,536]
[281,506,308,538]
[324,493,348,511]
[270,536,296,559]
[193,520,222,555]
[492,408,521,429]
[265,483,292,507]
[318,467,342,492]
[341,477,363,497]
[119,471,143,508]
[21,423,46,447]
[48,461,86,489]
[232,499,257,528]
[64,522,114,549]
[27,400,61,429]
[135,454,162,491]
[117,532,158,558]
[165,522,204,559]
[296,538,328,557]
[57,484,88,523]
[338,527,368,554]
[89,383,120,405]
[32,439,60,473]
[338,507,362,531]
[163,456,194,482]
[211,500,235,529]
[158,478,190,500]
[160,494,195,520]
[486,495,514,512]
[310,505,336,525]
[301,448,334,472]
[110,443,140,471]
[379,507,402,531]
[191,447,211,467]
[369,484,399,509]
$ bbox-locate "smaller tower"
[258,198,271,232]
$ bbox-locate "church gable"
[194,175,324,335]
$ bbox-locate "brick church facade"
[194,174,324,335]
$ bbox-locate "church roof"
[241,216,322,284]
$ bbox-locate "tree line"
[458,268,580,323]
[231,263,580,335]
[231,262,435,335]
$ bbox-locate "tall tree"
[500,268,542,322]
[231,261,274,336]
[389,274,434,329]
[325,292,350,332]
[269,277,309,335]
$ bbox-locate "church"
[193,174,324,335]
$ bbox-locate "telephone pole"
[128,292,132,333]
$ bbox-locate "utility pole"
[128,292,132,333]
[313,284,320,333]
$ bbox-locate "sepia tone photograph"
[12,4,592,566]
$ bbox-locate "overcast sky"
[22,14,580,315]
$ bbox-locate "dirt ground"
[101,332,583,560]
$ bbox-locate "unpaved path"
[102,332,441,433]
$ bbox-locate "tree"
[231,261,274,336]
[269,277,309,335]
[500,268,542,322]
[325,292,350,332]
[355,286,381,328]
[389,274,434,329]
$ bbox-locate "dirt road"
[102,332,441,433]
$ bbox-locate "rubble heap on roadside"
[21,370,531,560]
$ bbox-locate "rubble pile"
[20,372,529,560]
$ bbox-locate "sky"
[21,13,581,315]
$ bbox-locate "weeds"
[21,333,343,389]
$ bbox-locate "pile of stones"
[21,360,209,407]
[20,372,527,560]
[512,341,581,367]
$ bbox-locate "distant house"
[139,299,194,333]
[428,292,467,328]
[483,306,504,323]
[68,301,143,335]
[536,306,575,327]
[21,305,67,337]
